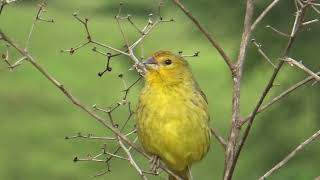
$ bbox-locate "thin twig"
[0,0,17,15]
[118,140,148,180]
[25,1,53,51]
[251,0,282,31]
[251,39,276,68]
[210,128,227,150]
[266,25,290,38]
[171,0,234,71]
[65,132,116,141]
[259,129,320,180]
[179,51,200,58]
[282,57,320,81]
[302,19,319,26]
[240,71,320,126]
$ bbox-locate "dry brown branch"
[224,0,254,179]
[240,71,320,126]
[171,0,234,71]
[259,129,320,180]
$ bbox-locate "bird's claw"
[150,155,160,173]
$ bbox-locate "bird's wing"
[193,80,208,104]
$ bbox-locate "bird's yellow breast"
[137,81,210,171]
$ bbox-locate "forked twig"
[25,1,54,50]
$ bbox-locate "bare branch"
[178,51,200,58]
[266,25,290,38]
[240,71,320,126]
[171,0,235,71]
[302,19,319,26]
[251,0,282,31]
[210,128,227,150]
[224,0,254,179]
[25,1,53,51]
[234,1,311,177]
[251,39,276,68]
[259,129,320,180]
[282,57,320,81]
[118,140,148,180]
[65,132,116,141]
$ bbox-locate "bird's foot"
[150,155,160,173]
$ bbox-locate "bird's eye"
[164,59,172,65]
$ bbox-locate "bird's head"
[143,51,192,85]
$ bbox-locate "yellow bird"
[136,51,210,180]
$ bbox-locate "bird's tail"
[168,167,192,180]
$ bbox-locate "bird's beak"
[143,57,158,70]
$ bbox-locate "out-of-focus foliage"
[0,0,319,179]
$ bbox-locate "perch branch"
[0,29,180,179]
[118,140,148,180]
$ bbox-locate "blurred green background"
[0,0,319,179]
